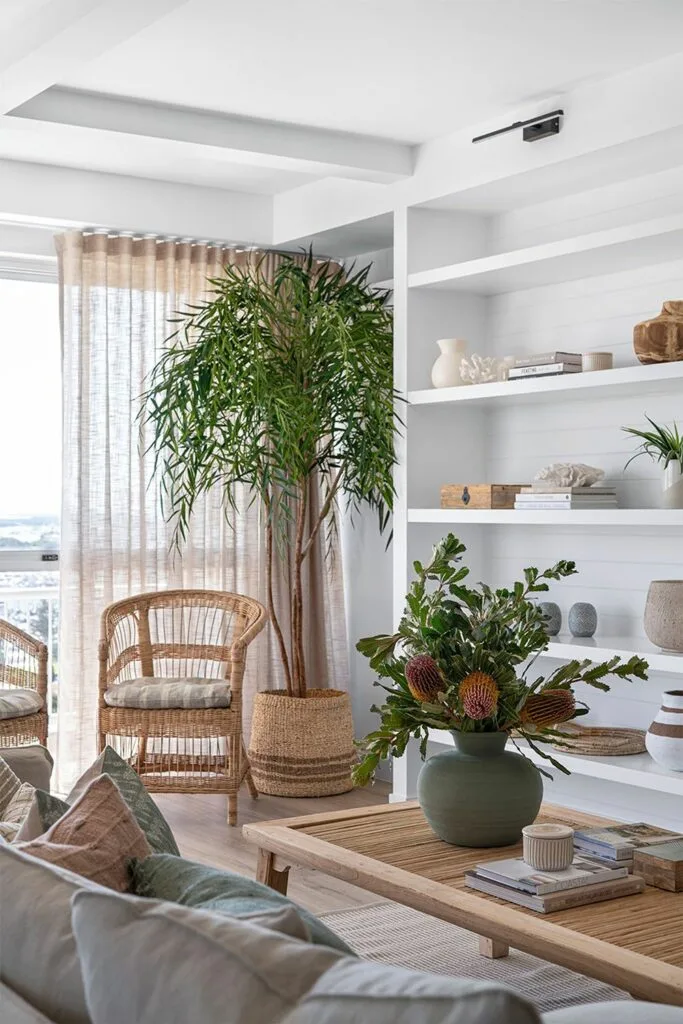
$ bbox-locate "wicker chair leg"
[245,768,258,799]
[227,792,238,827]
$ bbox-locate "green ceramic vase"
[417,731,543,847]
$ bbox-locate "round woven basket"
[248,689,355,797]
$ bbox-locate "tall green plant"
[143,252,398,698]
[623,415,683,471]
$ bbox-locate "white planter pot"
[643,580,683,652]
[662,462,683,509]
[646,690,683,772]
[431,338,467,388]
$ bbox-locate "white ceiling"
[63,0,683,144]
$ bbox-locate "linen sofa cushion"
[72,889,344,1024]
[0,843,98,1024]
[15,745,179,854]
[0,982,56,1024]
[0,744,53,790]
[0,753,21,811]
[130,853,354,953]
[0,688,43,720]
[283,957,541,1024]
[543,1004,683,1024]
[0,782,35,841]
[16,774,152,890]
[103,676,231,709]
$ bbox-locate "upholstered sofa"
[1,746,681,1024]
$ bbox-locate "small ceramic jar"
[522,823,575,871]
[538,602,561,636]
[582,352,613,372]
[569,602,597,638]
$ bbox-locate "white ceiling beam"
[0,159,273,244]
[10,87,414,183]
[0,0,186,114]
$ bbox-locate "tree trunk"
[265,515,292,695]
[291,487,308,698]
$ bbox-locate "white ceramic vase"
[646,690,683,772]
[662,462,683,509]
[431,338,467,388]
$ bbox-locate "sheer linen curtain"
[56,232,348,791]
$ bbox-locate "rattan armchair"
[98,589,267,826]
[0,618,48,747]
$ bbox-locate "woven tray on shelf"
[550,724,646,756]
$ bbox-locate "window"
[0,278,61,712]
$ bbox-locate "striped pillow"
[0,755,21,814]
[0,782,35,842]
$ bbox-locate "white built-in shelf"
[407,215,683,294]
[427,731,683,797]
[408,508,683,526]
[543,635,683,675]
[408,361,683,408]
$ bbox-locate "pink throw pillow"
[17,773,152,891]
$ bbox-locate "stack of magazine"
[573,823,683,865]
[508,351,582,381]
[465,854,644,913]
[514,485,617,511]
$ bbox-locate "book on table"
[573,823,683,862]
[520,486,616,495]
[465,870,645,914]
[517,491,616,502]
[474,854,628,894]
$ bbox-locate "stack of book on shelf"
[573,823,683,867]
[515,485,617,511]
[465,854,644,914]
[508,352,582,381]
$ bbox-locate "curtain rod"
[83,229,340,264]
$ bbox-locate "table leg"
[256,848,290,895]
[478,936,510,959]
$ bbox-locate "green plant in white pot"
[144,252,398,796]
[623,415,683,509]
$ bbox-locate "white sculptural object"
[534,463,606,488]
[460,353,501,385]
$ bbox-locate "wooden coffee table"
[243,800,683,1005]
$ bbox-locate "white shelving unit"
[408,509,683,526]
[408,361,683,407]
[407,215,683,293]
[427,732,683,798]
[390,164,683,823]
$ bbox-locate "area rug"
[319,902,629,1014]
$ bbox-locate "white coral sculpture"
[460,353,501,385]
[534,463,606,488]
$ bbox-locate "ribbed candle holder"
[522,823,575,871]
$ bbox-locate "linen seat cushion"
[103,676,231,710]
[130,853,354,954]
[0,688,44,720]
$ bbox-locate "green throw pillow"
[17,747,179,855]
[130,854,355,955]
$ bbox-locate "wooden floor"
[154,781,391,915]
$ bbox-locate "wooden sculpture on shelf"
[634,301,683,364]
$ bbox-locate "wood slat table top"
[297,803,683,969]
[243,800,683,1005]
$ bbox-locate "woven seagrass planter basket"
[248,688,355,797]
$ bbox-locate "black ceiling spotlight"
[472,109,563,145]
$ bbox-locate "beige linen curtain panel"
[56,232,348,790]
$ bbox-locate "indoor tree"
[143,252,398,698]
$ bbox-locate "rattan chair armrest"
[0,617,48,697]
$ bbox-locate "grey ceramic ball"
[569,602,597,638]
[538,602,561,636]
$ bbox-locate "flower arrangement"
[353,534,648,785]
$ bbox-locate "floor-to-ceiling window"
[0,277,60,715]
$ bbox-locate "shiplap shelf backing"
[408,361,683,407]
[426,732,683,798]
[545,635,683,675]
[407,214,683,293]
[408,509,683,526]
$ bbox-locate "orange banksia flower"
[521,689,576,728]
[405,655,443,703]
[459,671,499,720]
